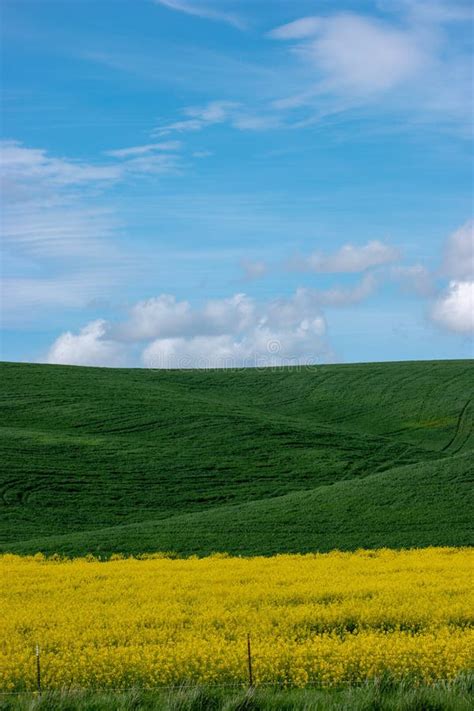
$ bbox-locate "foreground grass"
[1,680,473,711]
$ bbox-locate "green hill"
[0,359,472,556]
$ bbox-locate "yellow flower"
[1,548,473,690]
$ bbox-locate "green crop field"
[0,359,472,557]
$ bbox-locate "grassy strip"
[1,679,473,711]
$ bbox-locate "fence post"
[35,644,42,696]
[247,633,254,689]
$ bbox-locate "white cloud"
[105,141,182,158]
[192,150,213,158]
[155,100,281,135]
[1,139,181,325]
[153,0,246,29]
[394,0,473,24]
[142,320,328,369]
[316,273,378,306]
[293,241,399,273]
[113,295,194,341]
[186,101,239,123]
[270,13,429,97]
[47,270,380,367]
[0,271,121,324]
[441,220,474,280]
[0,141,126,321]
[431,280,474,333]
[422,221,474,334]
[269,17,323,41]
[47,320,126,367]
[203,293,256,332]
[155,101,240,135]
[391,265,435,296]
[0,140,181,201]
[49,280,381,368]
[118,151,181,176]
[262,279,376,331]
[116,282,374,347]
[241,259,267,281]
[114,293,257,342]
[0,141,121,195]
[1,204,119,259]
[384,220,474,335]
[231,114,283,131]
[268,7,472,131]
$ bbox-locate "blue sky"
[1,0,473,367]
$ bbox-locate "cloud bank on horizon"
[1,0,473,366]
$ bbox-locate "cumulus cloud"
[201,293,256,334]
[47,274,382,368]
[419,221,474,334]
[385,221,474,335]
[113,295,193,341]
[47,320,127,367]
[114,293,258,342]
[142,321,328,369]
[441,220,474,280]
[292,241,400,273]
[431,280,474,333]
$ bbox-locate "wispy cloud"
[240,259,268,282]
[1,271,121,321]
[290,241,400,274]
[154,100,283,136]
[1,140,121,195]
[386,0,473,25]
[2,204,120,260]
[105,141,182,158]
[0,140,170,324]
[391,265,436,297]
[1,139,181,198]
[268,6,473,132]
[269,13,431,98]
[153,0,246,30]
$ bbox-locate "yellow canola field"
[1,548,473,691]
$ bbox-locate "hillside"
[0,360,472,556]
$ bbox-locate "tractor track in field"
[440,399,472,455]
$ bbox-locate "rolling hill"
[0,359,472,556]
